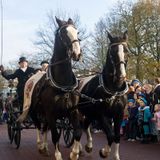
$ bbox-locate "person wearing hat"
[17,60,49,122]
[0,57,35,111]
[40,60,49,72]
[127,99,138,141]
[131,79,142,87]
[137,97,152,144]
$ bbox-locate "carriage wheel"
[7,117,15,144]
[7,123,12,140]
[7,122,14,143]
[56,119,62,138]
[14,122,21,149]
[63,118,74,148]
[6,104,14,143]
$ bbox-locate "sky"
[1,0,136,65]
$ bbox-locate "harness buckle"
[64,93,70,99]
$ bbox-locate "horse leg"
[36,129,49,156]
[69,110,82,160]
[84,118,93,153]
[112,143,120,160]
[50,122,63,160]
[36,128,42,151]
[99,116,113,159]
[40,131,50,156]
[112,116,122,160]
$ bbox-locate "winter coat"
[138,106,152,135]
[1,67,35,99]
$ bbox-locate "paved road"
[0,124,160,160]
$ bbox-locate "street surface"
[0,124,160,160]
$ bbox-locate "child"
[127,99,138,141]
[137,98,152,144]
[2,106,8,122]
[152,104,160,141]
[121,104,129,138]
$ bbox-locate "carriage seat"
[77,75,96,92]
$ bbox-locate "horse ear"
[68,18,74,25]
[123,30,128,41]
[107,31,113,42]
[55,16,63,27]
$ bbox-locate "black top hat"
[40,60,49,65]
[19,57,28,63]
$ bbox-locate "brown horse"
[78,31,129,160]
[28,17,82,160]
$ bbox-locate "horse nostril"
[120,76,126,81]
[78,53,81,58]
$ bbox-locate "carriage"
[2,15,129,160]
[6,90,74,149]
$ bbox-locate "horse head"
[106,31,129,87]
[55,17,81,61]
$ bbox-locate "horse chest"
[53,92,78,110]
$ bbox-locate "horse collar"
[99,74,128,96]
[46,64,78,92]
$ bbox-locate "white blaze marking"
[118,44,126,77]
[66,26,80,56]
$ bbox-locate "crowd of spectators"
[121,78,160,144]
[1,63,160,145]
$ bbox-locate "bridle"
[46,24,80,92]
[57,24,80,54]
[49,24,80,67]
[108,42,128,67]
[98,41,129,96]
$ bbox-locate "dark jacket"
[128,106,138,120]
[1,67,35,100]
[153,85,160,105]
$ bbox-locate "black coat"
[153,85,160,104]
[1,67,35,100]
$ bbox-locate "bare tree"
[33,10,90,72]
[91,0,160,81]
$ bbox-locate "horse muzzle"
[72,52,82,61]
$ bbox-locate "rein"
[71,42,129,106]
[46,24,80,92]
[49,58,70,67]
[71,73,128,107]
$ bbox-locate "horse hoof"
[113,156,120,160]
[85,145,92,153]
[68,158,78,160]
[37,142,42,149]
[38,148,50,157]
[99,149,107,158]
[69,152,79,160]
[79,150,85,157]
[68,156,79,160]
[68,157,75,160]
[43,150,51,157]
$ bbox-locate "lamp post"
[0,0,3,65]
